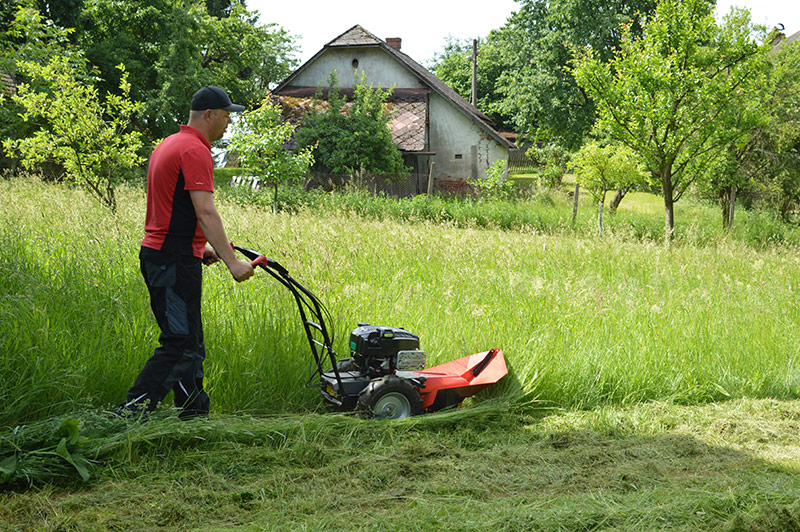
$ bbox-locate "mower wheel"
[357,375,422,420]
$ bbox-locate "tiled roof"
[1,72,16,96]
[388,100,426,151]
[327,25,383,47]
[272,89,427,152]
[772,29,800,53]
[274,25,515,151]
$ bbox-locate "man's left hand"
[202,247,220,265]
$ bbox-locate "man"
[121,86,254,419]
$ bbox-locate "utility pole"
[471,39,478,106]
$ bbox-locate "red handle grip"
[231,242,270,270]
[250,255,267,268]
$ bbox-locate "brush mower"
[233,244,507,420]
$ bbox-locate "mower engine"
[340,324,427,376]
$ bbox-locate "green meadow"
[3,176,800,530]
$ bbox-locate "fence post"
[427,162,436,195]
[571,182,580,225]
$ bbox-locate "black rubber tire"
[357,375,423,420]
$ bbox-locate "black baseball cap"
[190,86,245,112]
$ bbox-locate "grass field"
[3,176,800,530]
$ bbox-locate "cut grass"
[2,398,800,531]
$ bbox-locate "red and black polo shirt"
[141,125,214,258]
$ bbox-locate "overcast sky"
[247,0,518,65]
[248,0,800,66]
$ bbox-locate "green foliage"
[572,142,646,204]
[468,159,514,200]
[1,416,93,486]
[294,71,409,179]
[703,39,800,225]
[2,59,144,213]
[495,0,657,150]
[429,36,512,129]
[76,0,298,141]
[573,0,771,240]
[228,97,314,212]
[527,141,571,188]
[0,4,84,169]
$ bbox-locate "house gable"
[273,25,514,190]
[274,25,514,151]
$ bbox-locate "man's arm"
[189,189,253,282]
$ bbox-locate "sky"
[247,0,800,66]
[247,0,519,65]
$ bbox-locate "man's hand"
[202,246,220,265]
[229,259,254,282]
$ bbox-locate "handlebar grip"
[250,255,268,268]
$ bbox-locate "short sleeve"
[180,146,215,192]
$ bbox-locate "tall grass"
[2,176,800,428]
[222,183,800,249]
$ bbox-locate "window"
[352,58,359,69]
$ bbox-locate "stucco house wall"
[427,91,508,188]
[291,47,422,90]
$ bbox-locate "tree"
[430,35,512,130]
[0,4,84,170]
[75,0,298,141]
[571,141,646,231]
[698,37,800,229]
[572,0,770,242]
[227,97,314,213]
[294,71,408,179]
[1,0,83,36]
[205,0,240,18]
[3,58,144,213]
[495,0,657,151]
[751,40,800,220]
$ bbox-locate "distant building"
[770,26,799,53]
[272,25,515,194]
[1,72,16,96]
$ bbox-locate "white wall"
[291,48,423,89]
[428,92,508,186]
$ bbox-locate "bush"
[468,159,514,200]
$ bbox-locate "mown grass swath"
[2,175,800,434]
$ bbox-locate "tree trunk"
[727,186,736,231]
[273,183,279,214]
[609,185,631,215]
[597,200,604,234]
[719,185,736,231]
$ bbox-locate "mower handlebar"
[230,243,288,276]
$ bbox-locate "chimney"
[386,37,402,50]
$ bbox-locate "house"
[1,72,16,96]
[770,26,799,53]
[272,25,515,194]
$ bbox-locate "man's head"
[187,86,244,142]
